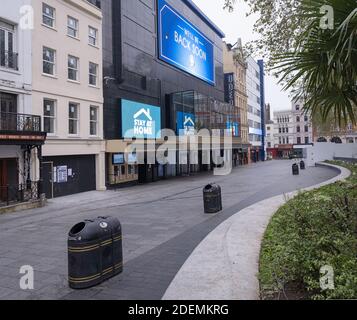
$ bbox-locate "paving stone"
[0,287,16,299]
[0,161,338,300]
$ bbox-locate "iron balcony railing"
[0,112,41,132]
[0,50,18,70]
[0,181,40,207]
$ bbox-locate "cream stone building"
[31,0,105,198]
[223,40,250,166]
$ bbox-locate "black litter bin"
[68,216,123,289]
[292,163,300,175]
[203,183,222,214]
[300,160,306,170]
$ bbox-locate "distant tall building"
[264,103,274,158]
[265,103,272,123]
[258,59,266,160]
[246,56,264,162]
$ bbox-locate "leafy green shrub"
[260,161,357,300]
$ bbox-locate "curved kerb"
[162,163,351,300]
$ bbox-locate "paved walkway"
[163,163,350,300]
[0,161,338,300]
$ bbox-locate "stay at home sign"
[121,99,161,139]
[158,0,215,85]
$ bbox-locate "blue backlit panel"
[158,0,215,85]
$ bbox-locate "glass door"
[0,20,15,69]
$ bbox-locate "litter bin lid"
[204,183,220,192]
[69,217,121,242]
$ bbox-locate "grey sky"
[192,0,292,112]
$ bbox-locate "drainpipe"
[37,145,43,199]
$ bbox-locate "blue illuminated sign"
[227,121,239,137]
[112,153,124,165]
[158,0,215,85]
[177,111,195,135]
[121,99,161,139]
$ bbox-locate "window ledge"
[67,34,80,41]
[89,84,100,89]
[67,79,80,84]
[88,43,99,49]
[42,73,58,79]
[41,23,57,32]
[0,67,21,75]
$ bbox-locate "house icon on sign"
[134,108,152,121]
[184,116,194,127]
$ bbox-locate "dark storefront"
[102,0,232,187]
[42,155,96,199]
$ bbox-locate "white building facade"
[246,56,263,161]
[273,100,313,147]
[0,1,47,205]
